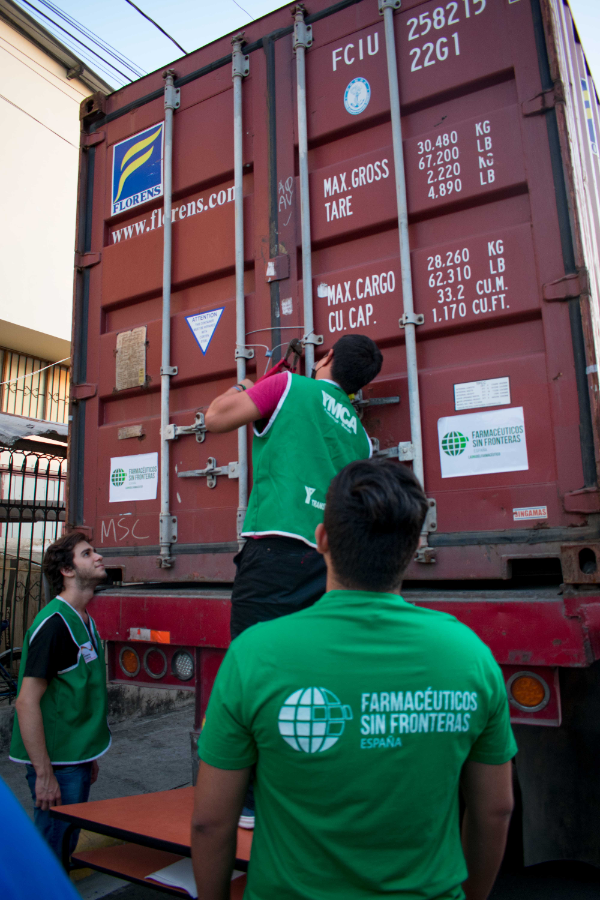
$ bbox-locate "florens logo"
[441,431,469,456]
[111,468,126,486]
[278,687,353,753]
[112,124,164,215]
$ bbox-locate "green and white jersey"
[242,373,371,547]
[10,597,111,765]
[199,591,517,900]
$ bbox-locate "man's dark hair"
[43,531,89,597]
[331,335,383,395]
[324,459,428,592]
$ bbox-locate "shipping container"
[71,0,600,866]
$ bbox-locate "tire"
[0,647,22,681]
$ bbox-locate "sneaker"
[238,807,255,829]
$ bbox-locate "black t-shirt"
[24,613,80,682]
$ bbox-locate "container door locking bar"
[164,412,206,443]
[380,0,434,563]
[178,458,240,488]
[158,69,180,569]
[232,33,250,540]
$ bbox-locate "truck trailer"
[70,0,600,867]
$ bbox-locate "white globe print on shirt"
[278,687,353,753]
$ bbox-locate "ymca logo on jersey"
[278,687,353,753]
[322,391,357,433]
[112,123,164,215]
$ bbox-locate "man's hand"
[91,760,99,784]
[34,767,62,810]
[461,760,514,900]
[204,380,260,434]
[191,761,250,900]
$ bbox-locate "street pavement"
[2,705,599,899]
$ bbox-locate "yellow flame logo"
[114,125,162,203]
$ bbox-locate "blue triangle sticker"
[186,308,225,355]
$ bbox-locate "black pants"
[230,536,326,813]
[230,535,327,640]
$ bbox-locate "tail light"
[507,671,550,712]
[172,649,195,682]
[143,647,168,679]
[503,665,560,726]
[119,646,140,678]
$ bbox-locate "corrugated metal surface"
[70,0,600,584]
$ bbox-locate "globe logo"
[111,468,127,487]
[278,687,353,753]
[441,431,468,456]
[344,78,371,115]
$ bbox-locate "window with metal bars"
[0,348,70,424]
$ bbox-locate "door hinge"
[71,383,97,401]
[543,268,589,301]
[522,81,564,116]
[563,487,600,514]
[82,131,105,148]
[75,251,101,269]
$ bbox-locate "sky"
[12,0,600,92]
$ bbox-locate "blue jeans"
[26,762,92,862]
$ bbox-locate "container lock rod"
[293,5,318,374]
[232,34,250,542]
[158,69,180,569]
[379,0,433,563]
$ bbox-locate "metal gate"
[0,446,67,657]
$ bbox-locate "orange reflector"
[510,675,546,708]
[121,648,139,675]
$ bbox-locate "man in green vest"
[10,531,110,860]
[205,334,382,826]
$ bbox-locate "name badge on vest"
[80,641,98,664]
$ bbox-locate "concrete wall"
[0,19,90,361]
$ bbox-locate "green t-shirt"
[199,590,517,900]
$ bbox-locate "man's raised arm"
[461,759,514,900]
[204,379,259,433]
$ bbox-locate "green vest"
[242,374,371,546]
[10,597,111,765]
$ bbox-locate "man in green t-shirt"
[205,334,382,826]
[192,459,517,900]
[10,531,110,861]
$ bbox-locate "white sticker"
[454,377,511,411]
[344,78,371,115]
[80,641,98,663]
[513,507,547,521]
[110,452,158,502]
[438,407,528,478]
[186,308,224,354]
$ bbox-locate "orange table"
[51,787,252,897]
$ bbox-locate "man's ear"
[315,522,329,555]
[323,348,334,366]
[60,566,75,581]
